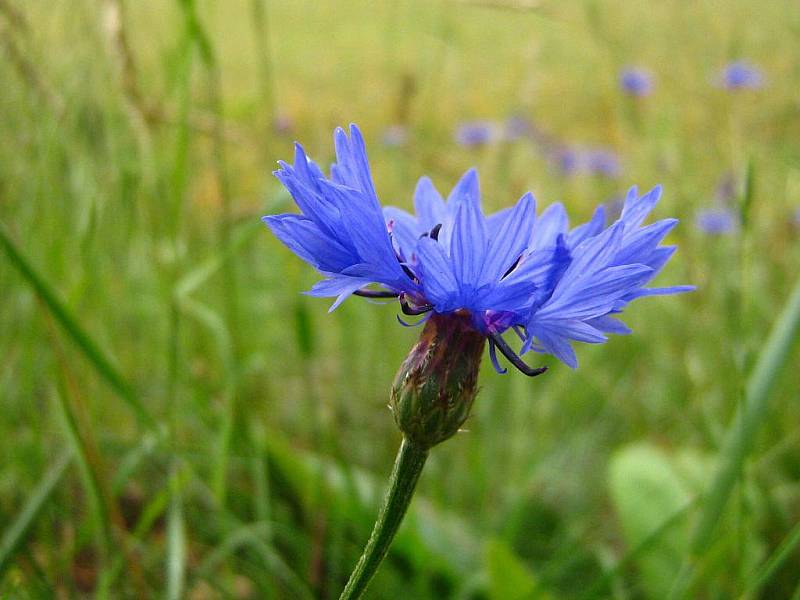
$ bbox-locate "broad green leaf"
[484,538,546,600]
[608,443,693,599]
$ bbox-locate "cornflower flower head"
[620,67,654,97]
[264,124,691,374]
[455,120,499,147]
[718,61,765,90]
[695,206,739,235]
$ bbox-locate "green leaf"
[484,538,544,600]
[608,443,694,599]
[691,275,800,553]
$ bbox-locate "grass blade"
[166,467,187,600]
[670,275,800,597]
[0,450,73,576]
[692,275,800,549]
[0,221,156,431]
[744,518,800,597]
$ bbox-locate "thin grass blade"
[0,221,156,431]
[0,450,73,576]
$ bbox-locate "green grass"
[2,0,800,597]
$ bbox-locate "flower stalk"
[339,437,428,600]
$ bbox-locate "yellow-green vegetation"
[1,0,799,597]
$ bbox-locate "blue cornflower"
[551,146,621,179]
[553,146,581,176]
[718,61,765,90]
[586,148,622,178]
[695,207,739,234]
[620,67,654,97]
[504,115,533,141]
[455,121,499,147]
[264,124,691,372]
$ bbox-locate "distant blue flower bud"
[455,121,498,147]
[504,115,533,141]
[382,125,409,147]
[714,172,738,203]
[620,67,654,97]
[272,113,294,135]
[586,149,621,178]
[695,207,739,234]
[553,146,581,176]
[718,61,765,90]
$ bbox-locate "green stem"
[339,437,429,600]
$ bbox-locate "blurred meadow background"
[2,0,800,598]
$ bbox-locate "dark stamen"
[502,254,522,279]
[354,288,399,299]
[401,263,418,283]
[489,333,548,377]
[418,223,443,241]
[400,297,433,316]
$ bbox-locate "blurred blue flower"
[586,149,622,178]
[455,121,498,147]
[792,207,800,228]
[381,125,409,147]
[714,171,738,203]
[272,113,294,135]
[265,124,691,371]
[695,207,739,234]
[718,61,765,90]
[553,146,581,176]
[504,115,533,141]
[551,146,621,179]
[620,67,654,97]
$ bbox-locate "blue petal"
[615,218,678,265]
[586,315,632,335]
[553,222,625,297]
[447,168,481,213]
[529,325,578,368]
[317,179,407,285]
[262,214,355,272]
[450,195,488,290]
[413,177,447,232]
[307,275,374,312]
[530,202,569,251]
[330,125,379,203]
[620,185,662,229]
[538,263,654,320]
[417,237,458,311]
[623,285,696,301]
[383,206,421,262]
[567,205,606,247]
[480,192,536,286]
